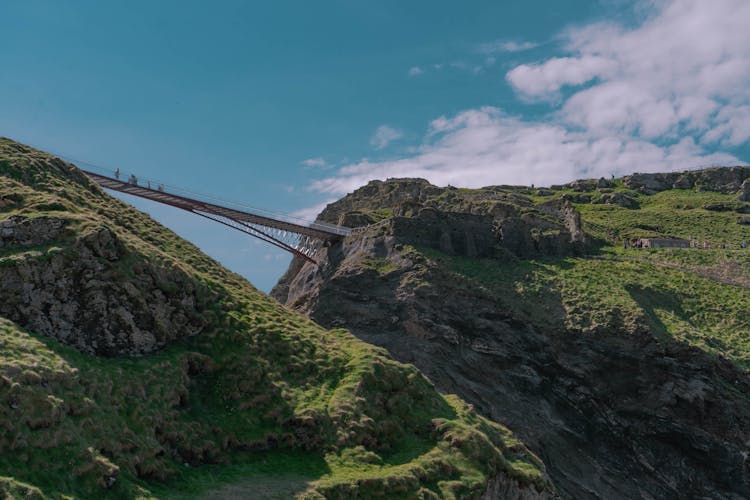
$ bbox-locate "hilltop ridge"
[274,167,750,499]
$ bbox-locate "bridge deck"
[83,171,350,241]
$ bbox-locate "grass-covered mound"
[403,179,750,370]
[0,138,551,498]
[576,188,750,244]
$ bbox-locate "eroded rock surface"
[0,215,67,248]
[0,224,210,356]
[274,177,750,499]
[317,178,589,259]
[622,166,750,196]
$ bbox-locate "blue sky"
[2,0,749,291]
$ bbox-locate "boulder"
[567,180,598,192]
[672,176,694,190]
[598,192,639,209]
[561,193,592,204]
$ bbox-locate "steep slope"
[274,174,750,499]
[0,138,553,499]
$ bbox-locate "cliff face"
[317,178,589,259]
[274,175,750,499]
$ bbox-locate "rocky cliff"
[274,175,750,499]
[0,139,554,499]
[0,216,209,356]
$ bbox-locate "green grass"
[411,246,750,370]
[0,138,552,498]
[360,257,400,275]
[403,179,750,370]
[576,190,750,244]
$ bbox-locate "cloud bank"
[312,0,748,196]
[312,107,736,194]
[507,0,750,144]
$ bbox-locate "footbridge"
[82,170,351,264]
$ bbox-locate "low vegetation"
[407,180,750,371]
[0,138,550,498]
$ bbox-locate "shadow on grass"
[2,327,329,499]
[625,284,685,340]
[150,450,330,500]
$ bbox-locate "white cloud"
[307,0,748,200]
[408,66,424,77]
[290,198,337,222]
[370,125,403,150]
[301,157,327,168]
[479,40,538,54]
[507,0,750,145]
[311,107,736,195]
[507,56,617,99]
[411,61,484,77]
[702,106,750,146]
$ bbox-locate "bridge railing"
[79,164,351,237]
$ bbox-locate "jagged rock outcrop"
[0,215,67,247]
[622,166,750,196]
[0,217,210,356]
[595,191,639,209]
[274,175,750,499]
[317,178,589,259]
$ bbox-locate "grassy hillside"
[0,139,550,498]
[576,189,750,245]
[422,249,750,367]
[405,180,750,371]
[323,176,750,371]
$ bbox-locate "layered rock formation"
[621,167,750,196]
[274,176,750,499]
[0,218,209,356]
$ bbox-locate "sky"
[1,0,749,291]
